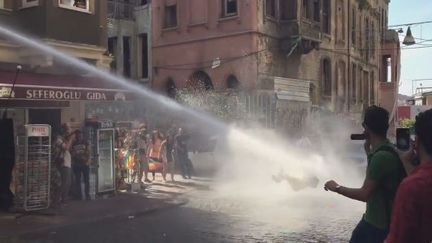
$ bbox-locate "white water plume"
[210,113,366,212]
[0,24,225,133]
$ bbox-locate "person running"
[324,106,406,243]
[147,130,167,181]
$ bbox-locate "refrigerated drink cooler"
[85,120,116,197]
[15,124,51,211]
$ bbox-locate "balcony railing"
[280,18,322,55]
[108,0,135,20]
[298,19,321,42]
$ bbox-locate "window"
[164,4,177,28]
[302,0,310,19]
[59,0,90,12]
[22,0,39,8]
[358,15,362,50]
[123,36,131,78]
[371,21,375,57]
[280,0,296,20]
[365,18,369,58]
[351,63,356,102]
[322,59,332,97]
[266,0,277,18]
[313,0,320,22]
[382,55,392,83]
[363,71,369,103]
[222,0,238,17]
[322,0,330,34]
[0,0,5,9]
[166,78,177,98]
[358,66,363,102]
[351,8,356,46]
[336,0,345,41]
[227,75,240,89]
[190,71,214,90]
[370,72,375,104]
[381,8,384,41]
[108,37,117,71]
[266,0,296,20]
[140,34,149,79]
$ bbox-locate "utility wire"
[156,43,432,70]
[389,20,432,28]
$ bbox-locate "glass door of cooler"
[97,129,115,193]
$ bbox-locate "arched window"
[322,58,332,97]
[166,78,176,98]
[189,71,214,91]
[227,75,240,90]
[337,60,346,97]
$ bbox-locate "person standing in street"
[137,123,151,184]
[147,130,167,181]
[71,130,91,201]
[175,128,192,179]
[385,109,432,243]
[165,126,177,182]
[53,123,75,205]
[324,106,406,243]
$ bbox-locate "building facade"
[378,29,400,119]
[152,0,398,118]
[0,0,138,133]
[107,0,152,84]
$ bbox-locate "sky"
[389,0,432,95]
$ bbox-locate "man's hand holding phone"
[396,128,418,175]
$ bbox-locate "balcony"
[280,18,321,55]
[108,0,135,20]
[296,19,322,42]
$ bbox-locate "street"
[14,176,364,243]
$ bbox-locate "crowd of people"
[117,124,194,186]
[50,122,195,207]
[50,124,91,207]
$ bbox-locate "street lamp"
[403,26,416,46]
[412,79,432,95]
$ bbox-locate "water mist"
[0,24,366,237]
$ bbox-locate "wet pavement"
[13,176,364,243]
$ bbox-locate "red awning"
[0,71,135,101]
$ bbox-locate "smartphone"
[350,134,366,140]
[396,128,411,150]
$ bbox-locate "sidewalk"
[0,179,192,238]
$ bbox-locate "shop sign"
[25,89,107,100]
[100,120,114,128]
[0,86,14,98]
[26,125,50,137]
[0,85,132,101]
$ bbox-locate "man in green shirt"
[325,106,405,243]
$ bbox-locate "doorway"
[29,109,61,135]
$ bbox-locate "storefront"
[0,71,138,133]
[1,70,144,200]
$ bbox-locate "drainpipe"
[347,0,351,112]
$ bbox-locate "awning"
[0,71,135,102]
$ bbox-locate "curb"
[0,197,189,239]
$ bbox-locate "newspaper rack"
[15,124,51,211]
